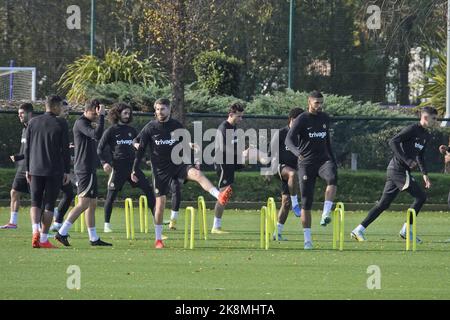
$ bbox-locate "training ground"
[1,207,450,300]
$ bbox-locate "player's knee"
[189,168,202,180]
[287,170,296,180]
[10,189,18,199]
[301,196,313,210]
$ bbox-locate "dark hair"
[229,102,245,114]
[154,98,171,108]
[108,103,133,124]
[46,95,63,109]
[421,106,438,116]
[288,107,304,122]
[85,99,101,111]
[309,90,323,99]
[19,102,33,113]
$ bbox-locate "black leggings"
[54,183,75,223]
[104,179,156,224]
[170,179,181,211]
[361,175,427,228]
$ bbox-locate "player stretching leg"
[131,98,232,249]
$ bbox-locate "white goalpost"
[0,67,36,101]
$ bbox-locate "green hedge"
[0,168,448,204]
[193,51,244,96]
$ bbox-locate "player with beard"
[131,98,232,249]
[97,103,156,233]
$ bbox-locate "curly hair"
[107,103,133,124]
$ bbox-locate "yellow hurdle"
[124,198,135,240]
[267,197,278,241]
[260,206,266,249]
[406,208,417,251]
[332,202,345,251]
[198,196,207,240]
[139,195,149,233]
[259,198,278,250]
[73,195,85,233]
[184,207,196,249]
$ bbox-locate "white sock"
[323,201,333,216]
[53,207,59,217]
[209,188,220,199]
[10,212,18,225]
[290,195,299,207]
[170,211,179,221]
[59,221,72,236]
[88,227,99,242]
[355,224,366,233]
[401,223,409,234]
[213,217,222,229]
[32,223,40,233]
[155,224,163,240]
[53,222,63,228]
[277,223,284,235]
[303,228,312,243]
[104,222,111,228]
[40,233,48,243]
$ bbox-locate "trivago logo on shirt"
[414,142,424,151]
[155,139,178,146]
[308,131,327,139]
[116,139,133,145]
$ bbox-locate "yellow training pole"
[198,196,207,240]
[139,195,148,233]
[80,212,85,233]
[74,196,79,232]
[125,198,133,240]
[190,207,195,249]
[267,197,277,240]
[406,208,417,251]
[260,206,267,249]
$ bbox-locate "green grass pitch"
[1,206,450,300]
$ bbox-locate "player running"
[131,98,232,249]
[212,103,248,234]
[268,107,304,240]
[351,106,438,243]
[97,103,156,233]
[1,103,33,229]
[25,95,71,248]
[285,91,338,250]
[55,100,112,247]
